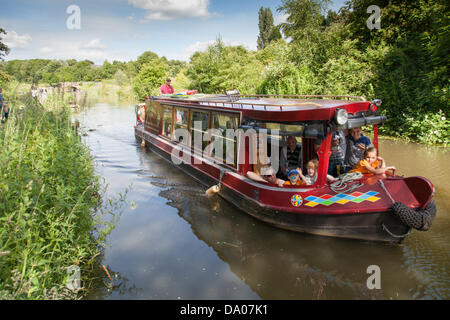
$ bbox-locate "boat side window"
[162,106,173,138]
[148,101,162,133]
[174,108,189,144]
[211,113,239,166]
[255,122,304,175]
[190,110,210,151]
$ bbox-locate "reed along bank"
[0,96,112,299]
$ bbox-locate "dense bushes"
[183,0,449,146]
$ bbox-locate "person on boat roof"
[344,127,371,172]
[160,78,174,95]
[350,146,396,176]
[280,136,302,179]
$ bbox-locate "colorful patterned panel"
[304,191,381,208]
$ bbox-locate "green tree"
[257,7,274,50]
[135,51,159,73]
[187,38,264,94]
[278,0,330,43]
[133,59,169,101]
[113,69,128,86]
[0,28,10,61]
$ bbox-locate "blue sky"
[0,0,347,65]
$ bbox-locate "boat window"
[148,101,162,132]
[190,110,210,151]
[211,113,239,166]
[162,106,173,138]
[257,122,304,140]
[174,108,189,144]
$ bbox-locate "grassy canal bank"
[0,94,118,299]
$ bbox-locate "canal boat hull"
[135,126,413,244]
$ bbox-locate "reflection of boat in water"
[157,184,418,300]
[135,94,436,244]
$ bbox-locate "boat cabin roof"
[151,94,375,123]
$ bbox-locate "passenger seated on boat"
[301,160,318,185]
[329,130,347,176]
[284,169,305,186]
[247,166,285,188]
[350,146,396,175]
[301,160,337,185]
[280,136,302,179]
[226,120,236,130]
[344,127,371,172]
[313,130,347,177]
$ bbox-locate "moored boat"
[134,93,436,244]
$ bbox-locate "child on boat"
[350,146,396,175]
[298,160,337,185]
[297,160,318,185]
[284,169,305,186]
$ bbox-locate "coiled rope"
[330,172,364,194]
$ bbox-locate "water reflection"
[80,104,449,300]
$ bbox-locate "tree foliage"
[187,37,264,94]
[0,28,10,61]
[133,58,169,101]
[257,7,281,50]
[0,1,448,145]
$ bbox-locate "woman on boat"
[247,166,285,187]
[350,146,396,176]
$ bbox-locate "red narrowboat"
[134,93,436,244]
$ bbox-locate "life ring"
[136,104,146,124]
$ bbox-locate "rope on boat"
[330,172,363,194]
[382,224,412,239]
[379,180,436,232]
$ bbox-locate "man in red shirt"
[160,78,174,95]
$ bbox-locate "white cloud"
[184,40,215,56]
[3,30,32,48]
[80,39,107,50]
[128,0,213,20]
[274,13,289,26]
[39,47,53,53]
[33,38,124,64]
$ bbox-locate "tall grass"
[0,93,117,299]
[81,80,136,106]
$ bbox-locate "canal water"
[80,103,449,300]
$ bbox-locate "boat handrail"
[237,94,367,101]
[157,94,366,112]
